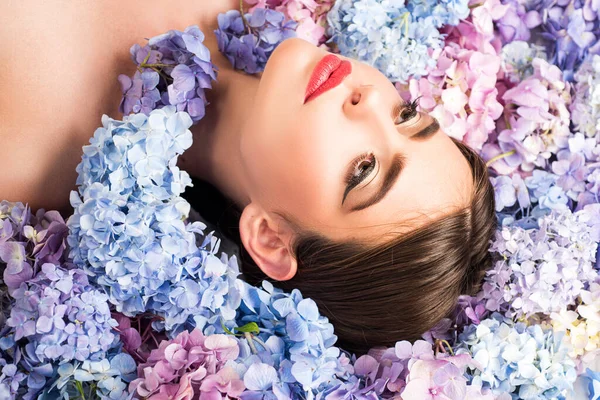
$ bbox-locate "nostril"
[351,92,361,105]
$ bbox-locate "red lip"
[304,54,352,104]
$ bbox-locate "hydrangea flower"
[118,25,218,122]
[496,58,572,172]
[327,0,469,83]
[457,313,577,398]
[551,281,600,372]
[245,0,335,46]
[128,329,244,399]
[532,0,600,81]
[68,107,241,335]
[480,208,599,319]
[5,263,118,363]
[215,8,298,74]
[321,339,493,399]
[40,349,137,400]
[500,40,548,83]
[234,280,346,398]
[0,263,119,399]
[572,54,600,139]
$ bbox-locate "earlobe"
[239,203,298,281]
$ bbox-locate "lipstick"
[304,54,352,104]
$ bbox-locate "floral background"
[2,0,600,398]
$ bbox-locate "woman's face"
[239,38,473,241]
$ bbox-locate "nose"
[344,84,382,121]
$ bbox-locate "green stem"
[486,150,516,167]
[75,380,86,400]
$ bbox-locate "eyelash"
[345,152,376,189]
[393,97,420,125]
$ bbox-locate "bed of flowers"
[2,0,600,398]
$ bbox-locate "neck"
[178,58,260,208]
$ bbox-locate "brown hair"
[184,138,496,354]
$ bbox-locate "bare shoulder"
[0,0,238,214]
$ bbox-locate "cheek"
[242,118,344,221]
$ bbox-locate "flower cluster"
[67,107,241,335]
[457,313,577,398]
[534,0,600,81]
[245,0,335,46]
[41,349,137,400]
[325,340,494,398]
[234,280,346,398]
[397,0,509,151]
[482,208,599,319]
[129,329,244,399]
[326,0,470,83]
[215,7,297,74]
[551,281,600,373]
[572,55,600,139]
[118,25,218,122]
[6,0,600,398]
[486,58,572,174]
[0,263,122,399]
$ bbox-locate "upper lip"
[304,54,351,103]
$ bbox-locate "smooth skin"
[1,2,472,283]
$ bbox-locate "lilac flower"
[481,208,599,319]
[498,59,572,172]
[532,0,600,81]
[491,174,531,212]
[551,149,588,199]
[118,25,217,123]
[496,0,541,43]
[215,8,297,74]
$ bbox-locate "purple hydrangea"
[214,8,297,74]
[118,25,217,122]
[480,208,599,319]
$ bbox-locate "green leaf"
[234,322,260,335]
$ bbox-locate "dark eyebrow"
[350,153,406,212]
[348,118,440,212]
[412,117,440,140]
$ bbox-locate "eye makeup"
[342,152,377,205]
[392,97,420,125]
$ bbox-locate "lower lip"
[304,54,352,104]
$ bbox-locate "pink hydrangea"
[129,329,244,399]
[399,43,503,151]
[396,0,507,152]
[245,0,334,45]
[494,58,572,173]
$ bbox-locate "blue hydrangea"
[215,8,297,74]
[326,0,469,83]
[457,313,577,399]
[67,106,241,336]
[233,280,348,399]
[40,350,137,400]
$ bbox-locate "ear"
[239,202,298,281]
